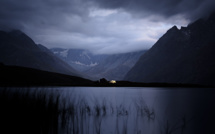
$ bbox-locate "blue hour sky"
[0,0,214,54]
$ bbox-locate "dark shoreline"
[0,64,213,88]
[0,82,211,88]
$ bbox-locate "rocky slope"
[51,48,146,80]
[85,51,146,80]
[50,48,108,72]
[0,30,81,77]
[125,13,215,86]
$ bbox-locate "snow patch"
[80,51,91,59]
[60,49,69,57]
[53,51,59,54]
[72,61,98,67]
[84,52,91,59]
[89,62,98,67]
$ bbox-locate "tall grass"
[0,88,59,134]
[0,88,190,134]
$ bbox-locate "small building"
[109,80,116,84]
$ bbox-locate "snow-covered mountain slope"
[51,48,147,80]
[50,48,108,72]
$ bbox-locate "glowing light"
[109,80,116,84]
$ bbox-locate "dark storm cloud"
[0,0,90,31]
[92,0,215,21]
[0,0,214,54]
[1,0,214,32]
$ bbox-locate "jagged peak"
[180,26,188,32]
[164,25,180,36]
[167,25,179,32]
[172,25,178,29]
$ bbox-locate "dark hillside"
[125,13,215,87]
[0,64,93,86]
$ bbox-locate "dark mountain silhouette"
[0,30,82,77]
[125,13,215,86]
[0,63,93,86]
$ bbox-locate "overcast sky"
[0,0,215,54]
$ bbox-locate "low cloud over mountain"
[1,0,214,54]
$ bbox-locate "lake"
[1,87,215,134]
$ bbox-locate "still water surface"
[8,87,215,134]
[41,87,215,134]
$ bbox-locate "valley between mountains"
[1,13,215,87]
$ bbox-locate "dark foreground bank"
[0,64,212,88]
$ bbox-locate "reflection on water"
[1,87,215,134]
[51,87,215,134]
